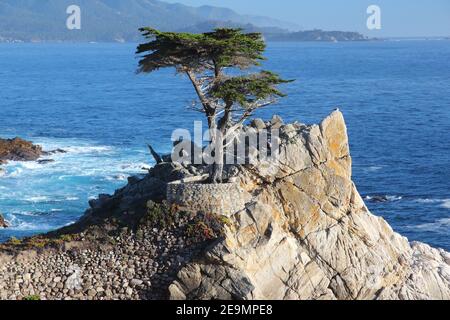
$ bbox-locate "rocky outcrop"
[168,110,450,300]
[0,137,43,164]
[0,213,8,228]
[0,110,448,300]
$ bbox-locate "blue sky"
[166,0,450,37]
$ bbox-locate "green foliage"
[145,201,175,228]
[23,295,41,301]
[210,71,293,107]
[5,234,79,249]
[8,237,22,245]
[136,28,265,73]
[136,27,292,116]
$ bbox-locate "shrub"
[8,237,22,245]
[145,201,175,228]
[186,212,232,243]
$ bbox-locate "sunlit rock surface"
[169,110,450,300]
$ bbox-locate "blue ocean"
[0,41,449,250]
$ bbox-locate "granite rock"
[169,110,450,300]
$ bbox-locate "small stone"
[125,287,133,296]
[130,279,143,287]
[250,118,266,130]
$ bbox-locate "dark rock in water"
[369,195,389,203]
[37,159,55,165]
[0,213,9,228]
[0,137,43,163]
[43,148,67,155]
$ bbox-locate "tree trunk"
[209,118,224,183]
[211,142,224,184]
[211,104,231,184]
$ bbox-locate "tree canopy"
[136,27,292,182]
[136,27,266,73]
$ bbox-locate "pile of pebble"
[0,215,205,300]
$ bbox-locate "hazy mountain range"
[0,0,368,42]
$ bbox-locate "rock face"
[168,110,450,300]
[0,137,43,163]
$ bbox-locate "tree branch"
[186,71,214,115]
[147,144,163,164]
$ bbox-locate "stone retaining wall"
[167,179,249,217]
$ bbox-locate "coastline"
[0,111,448,300]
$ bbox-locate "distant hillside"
[266,29,369,42]
[179,22,369,42]
[177,20,290,35]
[0,0,299,42]
[188,5,299,31]
[0,0,367,43]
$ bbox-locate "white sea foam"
[414,198,450,209]
[414,198,441,204]
[441,200,450,209]
[12,221,51,231]
[21,162,45,169]
[105,174,128,181]
[23,196,50,203]
[6,168,23,177]
[386,195,403,201]
[63,145,113,154]
[413,218,450,231]
[13,211,39,217]
[363,195,402,202]
[358,165,385,173]
[3,214,47,231]
[0,138,151,239]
